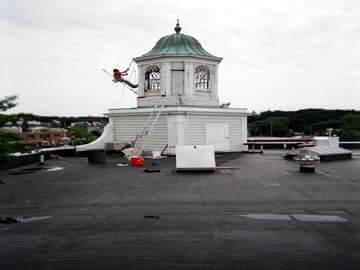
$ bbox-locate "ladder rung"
[131,105,165,156]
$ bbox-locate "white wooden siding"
[186,114,246,151]
[111,114,168,152]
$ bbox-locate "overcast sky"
[1,0,359,116]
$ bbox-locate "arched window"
[194,65,210,90]
[145,65,161,91]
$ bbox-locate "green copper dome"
[136,20,221,61]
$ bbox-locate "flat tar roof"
[1,152,360,269]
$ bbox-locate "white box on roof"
[176,145,216,171]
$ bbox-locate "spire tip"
[174,19,181,34]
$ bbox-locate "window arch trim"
[145,65,161,91]
[194,65,210,90]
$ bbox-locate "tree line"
[0,112,107,129]
[248,109,360,141]
[0,95,106,160]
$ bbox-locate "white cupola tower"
[133,20,222,108]
[78,20,248,155]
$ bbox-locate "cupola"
[134,20,222,107]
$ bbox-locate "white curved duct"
[76,123,114,152]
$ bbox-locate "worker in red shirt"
[113,68,129,81]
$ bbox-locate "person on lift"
[113,68,129,81]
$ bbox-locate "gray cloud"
[1,0,359,115]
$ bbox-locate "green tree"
[0,95,18,112]
[0,95,18,127]
[248,120,269,136]
[337,114,360,141]
[338,129,360,141]
[0,96,24,160]
[69,123,89,138]
[248,117,290,136]
[266,117,290,136]
[248,109,360,140]
[340,114,360,131]
[69,123,98,145]
[0,114,13,127]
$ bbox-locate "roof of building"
[1,151,360,269]
[27,120,41,126]
[135,20,222,61]
[300,145,352,156]
[247,136,314,142]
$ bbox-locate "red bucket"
[130,156,144,166]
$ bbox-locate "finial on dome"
[174,19,182,34]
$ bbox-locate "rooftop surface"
[1,152,360,269]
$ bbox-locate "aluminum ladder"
[130,105,165,157]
